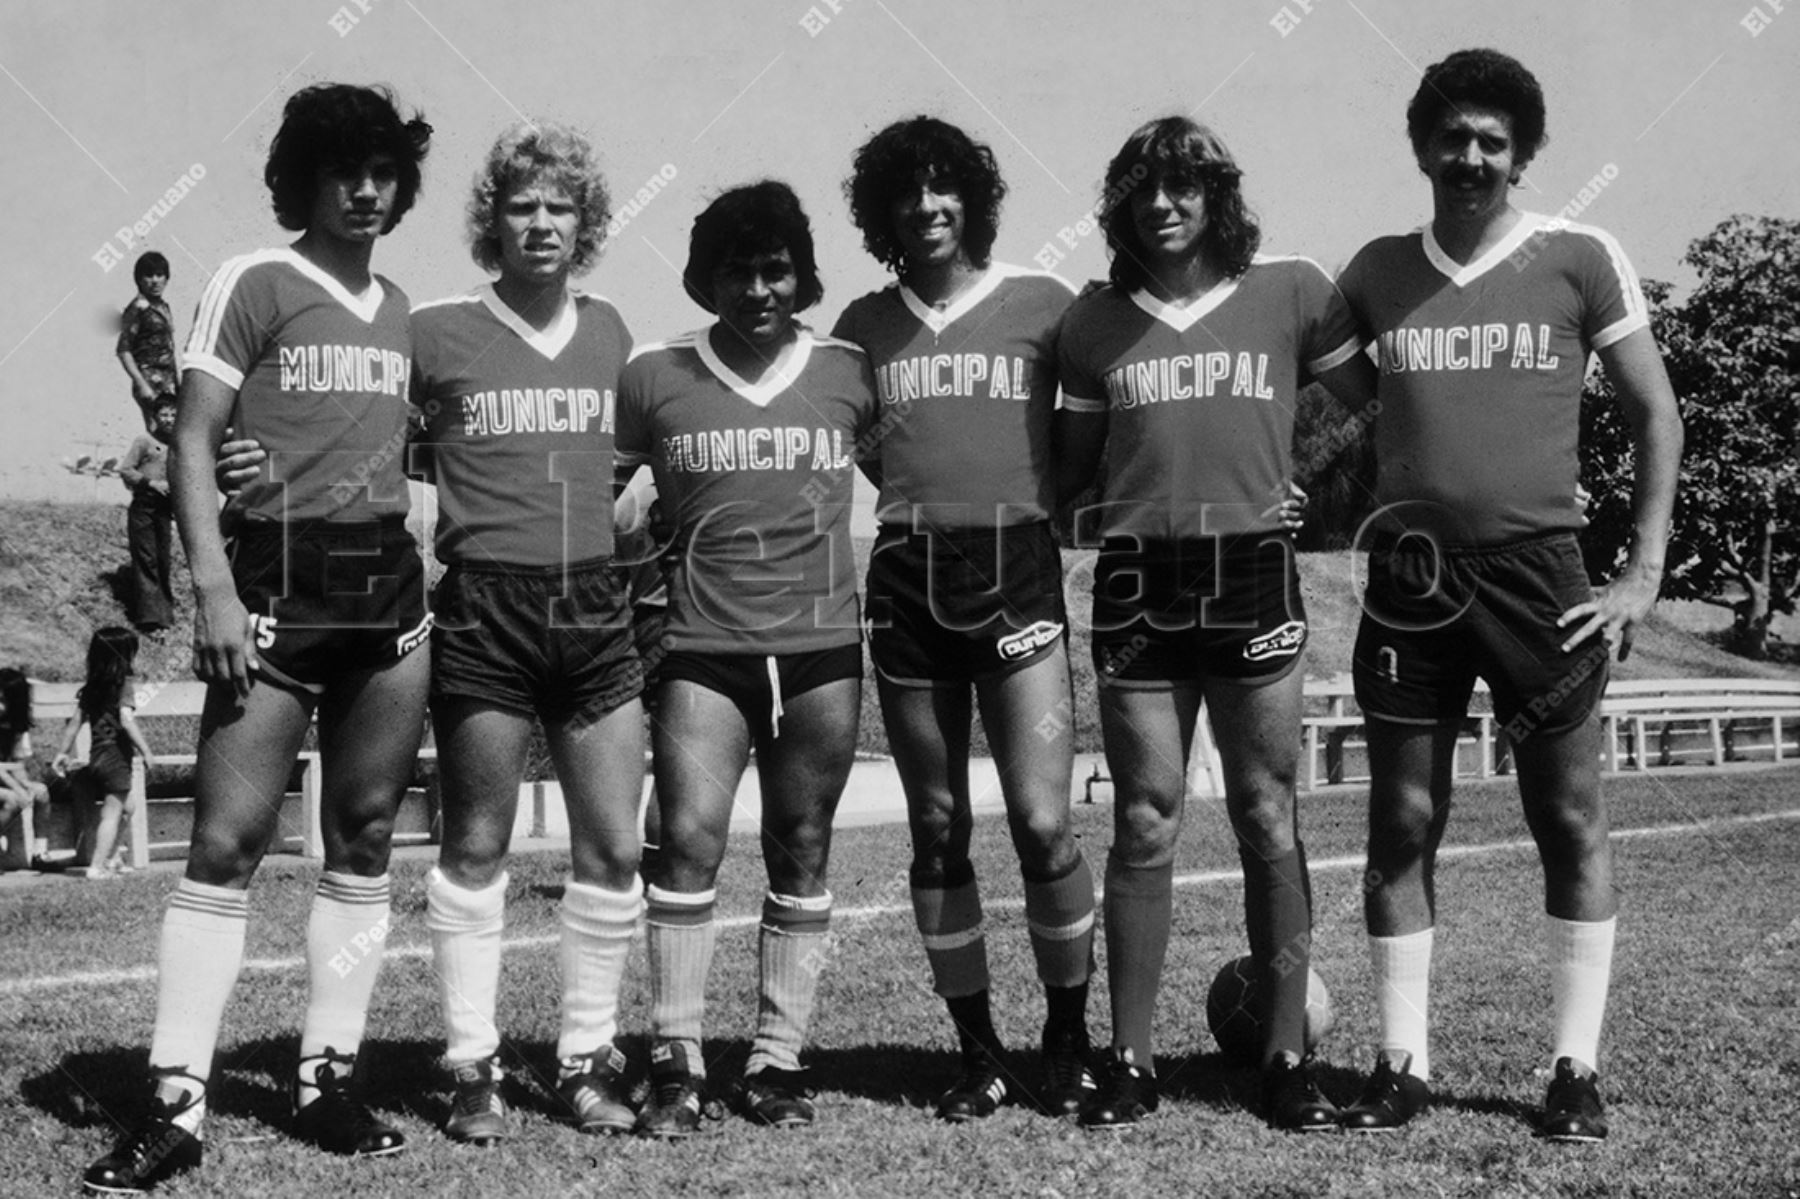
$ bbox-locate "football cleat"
[1040,1025,1096,1118]
[736,1066,817,1128]
[1263,1052,1339,1132]
[633,1043,711,1139]
[443,1056,508,1147]
[292,1049,406,1157]
[1339,1053,1430,1132]
[81,1072,204,1195]
[936,1048,1008,1122]
[1539,1057,1608,1143]
[1079,1047,1158,1130]
[556,1046,637,1136]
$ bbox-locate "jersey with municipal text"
[832,265,1073,530]
[616,327,877,654]
[1337,213,1649,546]
[1057,255,1360,541]
[412,286,630,568]
[184,248,412,524]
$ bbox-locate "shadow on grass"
[21,1037,448,1134]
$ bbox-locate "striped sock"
[298,871,391,1107]
[1369,928,1434,1080]
[1103,854,1173,1064]
[424,867,507,1064]
[646,885,716,1074]
[1547,914,1615,1071]
[149,878,249,1135]
[747,891,832,1075]
[910,862,989,999]
[1023,854,1096,989]
[557,877,645,1060]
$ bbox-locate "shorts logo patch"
[997,620,1064,662]
[1243,619,1306,662]
[396,612,434,657]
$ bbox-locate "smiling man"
[1335,49,1683,1142]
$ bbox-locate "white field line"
[7,807,1799,998]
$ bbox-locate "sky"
[1,0,1795,506]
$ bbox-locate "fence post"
[301,753,323,859]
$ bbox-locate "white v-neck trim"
[1422,213,1545,287]
[1129,277,1241,333]
[695,324,815,408]
[899,264,1008,333]
[477,283,578,360]
[279,247,385,322]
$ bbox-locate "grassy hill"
[4,500,1795,759]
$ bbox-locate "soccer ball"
[1205,953,1335,1065]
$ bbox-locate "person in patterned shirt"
[1058,116,1375,1132]
[117,250,180,431]
[84,82,433,1196]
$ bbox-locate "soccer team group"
[79,44,1682,1195]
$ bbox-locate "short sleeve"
[183,259,270,391]
[1572,227,1650,352]
[1295,260,1362,375]
[615,355,652,464]
[1055,298,1107,413]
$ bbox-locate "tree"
[1579,214,1800,658]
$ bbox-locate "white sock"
[646,885,717,1073]
[149,879,250,1136]
[1369,928,1434,1080]
[557,877,644,1060]
[425,867,508,1064]
[1547,914,1615,1071]
[298,871,391,1107]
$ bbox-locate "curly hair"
[264,83,432,233]
[1098,116,1261,291]
[466,121,613,276]
[76,627,138,725]
[843,116,1006,274]
[1407,48,1547,167]
[681,181,823,314]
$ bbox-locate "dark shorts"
[1091,535,1307,688]
[657,643,862,738]
[866,522,1067,687]
[431,557,645,726]
[230,517,431,694]
[1353,532,1609,740]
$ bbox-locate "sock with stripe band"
[747,890,832,1076]
[148,878,250,1135]
[298,871,392,1108]
[646,885,717,1074]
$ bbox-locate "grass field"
[4,768,1798,1197]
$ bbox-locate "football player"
[1335,48,1681,1142]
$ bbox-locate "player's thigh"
[976,647,1078,865]
[188,679,317,885]
[755,676,860,890]
[1512,712,1608,848]
[548,697,647,887]
[431,696,535,885]
[652,679,752,877]
[1202,663,1305,850]
[315,646,430,855]
[1098,682,1202,863]
[1363,717,1460,852]
[876,674,974,859]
